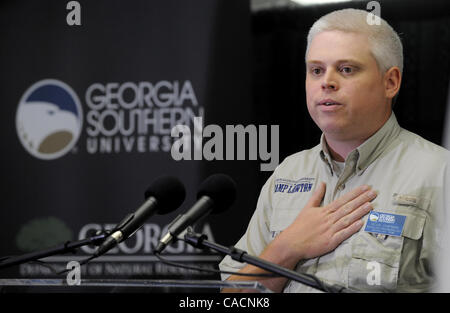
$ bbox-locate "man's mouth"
[318,99,342,106]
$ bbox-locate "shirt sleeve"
[397,149,450,291]
[218,172,276,280]
[433,152,450,291]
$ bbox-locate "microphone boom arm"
[0,232,108,270]
[183,229,353,293]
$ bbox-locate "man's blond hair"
[306,8,403,76]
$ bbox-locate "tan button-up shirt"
[219,113,450,292]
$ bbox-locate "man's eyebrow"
[306,59,364,66]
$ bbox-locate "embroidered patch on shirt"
[271,230,281,239]
[274,177,315,194]
[364,211,406,237]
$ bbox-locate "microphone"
[94,176,186,257]
[155,173,236,254]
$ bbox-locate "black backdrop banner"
[1,0,450,293]
[0,0,253,283]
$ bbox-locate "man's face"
[305,30,391,142]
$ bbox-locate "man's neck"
[324,137,366,162]
[324,110,393,162]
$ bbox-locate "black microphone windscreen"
[144,176,186,214]
[196,173,236,213]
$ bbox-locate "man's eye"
[311,68,322,75]
[340,66,354,74]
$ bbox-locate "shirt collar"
[320,136,335,175]
[319,113,401,176]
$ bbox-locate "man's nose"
[321,70,339,91]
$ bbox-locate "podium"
[0,278,273,293]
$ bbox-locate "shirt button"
[338,184,345,191]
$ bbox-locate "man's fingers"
[326,186,376,249]
[330,189,377,223]
[305,182,326,208]
[332,202,372,233]
[326,185,372,213]
[332,219,364,246]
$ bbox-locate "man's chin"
[318,123,350,138]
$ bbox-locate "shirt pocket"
[268,208,300,240]
[348,194,427,292]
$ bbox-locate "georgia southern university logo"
[16,79,83,160]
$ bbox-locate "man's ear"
[384,66,402,100]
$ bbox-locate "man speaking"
[219,8,450,292]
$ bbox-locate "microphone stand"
[0,212,137,271]
[0,232,108,270]
[183,229,354,293]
